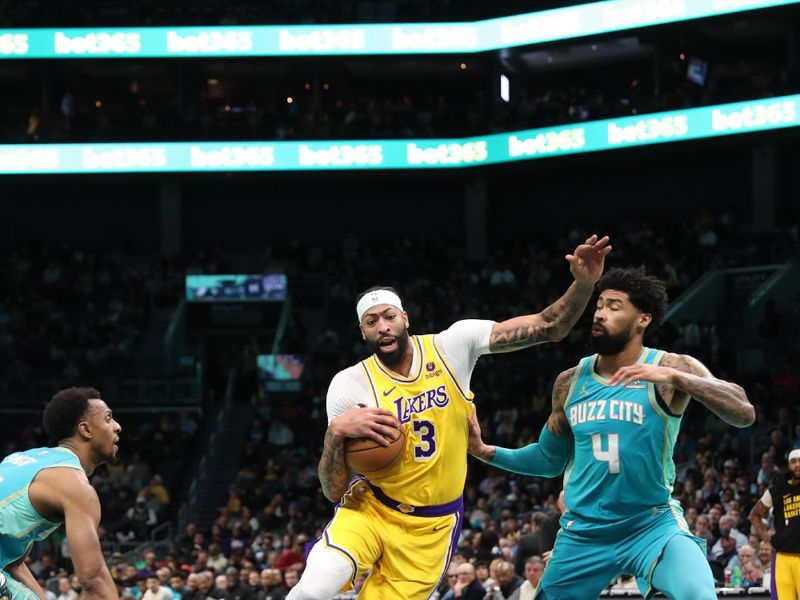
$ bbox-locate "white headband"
[789,449,800,462]
[357,289,404,322]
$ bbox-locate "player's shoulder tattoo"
[548,367,577,436]
[552,366,578,408]
[660,352,711,377]
[660,352,688,370]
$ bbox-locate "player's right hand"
[566,234,611,285]
[330,406,401,447]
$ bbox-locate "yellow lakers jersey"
[359,334,474,506]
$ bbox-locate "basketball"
[344,430,406,474]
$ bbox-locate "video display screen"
[257,354,305,392]
[186,274,287,302]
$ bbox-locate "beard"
[366,330,410,367]
[590,324,632,356]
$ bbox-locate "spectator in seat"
[508,557,544,600]
[451,562,485,600]
[142,575,173,600]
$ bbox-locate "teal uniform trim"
[0,447,83,570]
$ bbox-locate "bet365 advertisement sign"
[0,0,797,58]
[0,95,797,174]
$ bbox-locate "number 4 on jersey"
[592,433,620,473]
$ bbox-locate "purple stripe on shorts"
[368,482,463,517]
[448,504,464,561]
[430,506,465,597]
[771,550,778,600]
[324,529,358,587]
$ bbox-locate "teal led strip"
[0,0,797,58]
[0,95,796,174]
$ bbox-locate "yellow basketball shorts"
[773,551,800,599]
[320,478,463,600]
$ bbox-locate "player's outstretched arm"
[489,235,611,352]
[608,353,754,428]
[468,369,574,477]
[318,405,401,502]
[60,473,119,599]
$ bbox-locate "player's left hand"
[608,363,676,387]
[567,234,611,286]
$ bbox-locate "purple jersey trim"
[431,335,470,401]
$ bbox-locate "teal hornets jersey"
[0,446,84,568]
[562,348,682,522]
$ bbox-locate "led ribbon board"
[0,0,797,58]
[0,95,797,174]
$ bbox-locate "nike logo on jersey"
[383,386,397,397]
[432,524,448,532]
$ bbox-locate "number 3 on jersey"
[413,419,436,460]
[592,433,620,473]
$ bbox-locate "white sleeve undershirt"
[325,319,494,424]
[760,488,773,509]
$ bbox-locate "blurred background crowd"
[2,0,800,598]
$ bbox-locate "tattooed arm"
[489,235,611,353]
[469,368,574,476]
[318,427,349,503]
[749,497,772,542]
[318,405,401,502]
[608,353,754,428]
[489,281,595,352]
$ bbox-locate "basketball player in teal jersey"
[0,387,121,600]
[469,267,755,600]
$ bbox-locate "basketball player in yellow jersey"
[287,235,612,600]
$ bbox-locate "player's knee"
[286,543,354,600]
[288,574,350,600]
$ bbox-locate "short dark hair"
[597,267,669,331]
[42,387,101,443]
[355,285,401,304]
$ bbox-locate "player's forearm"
[672,372,754,427]
[749,509,770,542]
[489,281,594,351]
[475,425,572,478]
[540,279,595,340]
[750,518,768,542]
[318,427,350,502]
[6,562,48,600]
